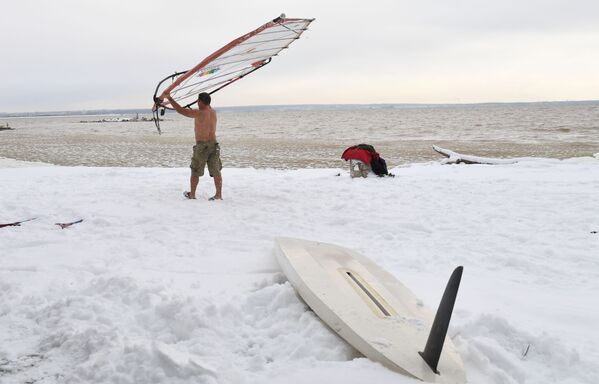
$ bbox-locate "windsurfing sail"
[152,14,315,133]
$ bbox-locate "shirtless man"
[160,91,222,200]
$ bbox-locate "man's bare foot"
[208,195,222,201]
[184,191,196,199]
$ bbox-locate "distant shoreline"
[1,100,598,118]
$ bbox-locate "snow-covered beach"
[1,157,598,383]
[3,0,599,381]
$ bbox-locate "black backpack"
[370,155,389,176]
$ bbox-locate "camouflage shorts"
[190,141,222,177]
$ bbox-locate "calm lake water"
[1,102,598,168]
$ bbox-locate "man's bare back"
[192,107,217,142]
[161,93,217,142]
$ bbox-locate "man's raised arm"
[160,92,195,118]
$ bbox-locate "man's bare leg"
[212,175,222,200]
[188,174,199,199]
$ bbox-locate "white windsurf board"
[275,237,466,383]
[433,144,518,165]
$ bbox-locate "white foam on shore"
[0,157,54,168]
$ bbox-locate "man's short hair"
[198,92,211,106]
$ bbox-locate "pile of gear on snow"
[341,144,394,178]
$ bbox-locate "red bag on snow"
[341,146,373,165]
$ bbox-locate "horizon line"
[1,99,598,117]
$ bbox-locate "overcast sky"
[1,0,598,112]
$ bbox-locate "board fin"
[418,266,463,374]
